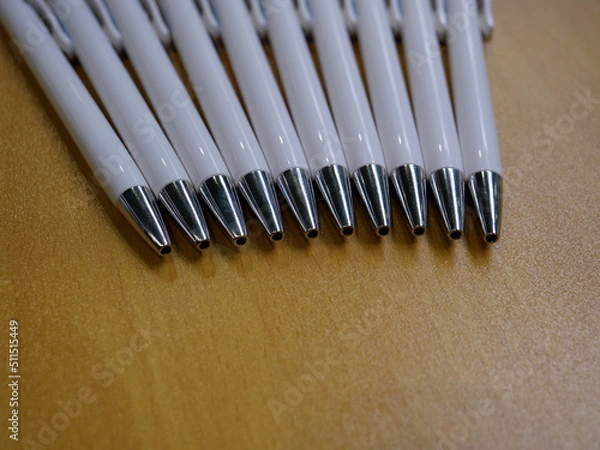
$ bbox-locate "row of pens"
[1,0,503,256]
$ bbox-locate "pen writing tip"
[277,167,320,239]
[430,167,465,240]
[159,180,211,251]
[353,164,391,235]
[200,175,248,245]
[116,185,172,257]
[239,170,285,240]
[315,164,355,236]
[468,170,503,244]
[391,164,428,236]
[341,226,355,236]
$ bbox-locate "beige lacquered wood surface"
[1,0,599,448]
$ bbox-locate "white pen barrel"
[104,0,230,186]
[161,0,269,181]
[0,0,147,203]
[310,0,386,174]
[265,0,346,175]
[50,0,190,194]
[401,0,464,174]
[213,0,308,178]
[355,0,424,170]
[447,0,502,177]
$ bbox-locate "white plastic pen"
[262,0,354,236]
[160,0,284,241]
[49,0,211,250]
[0,0,171,255]
[447,0,502,243]
[400,0,465,239]
[103,0,247,246]
[309,0,391,235]
[355,0,428,236]
[212,0,319,239]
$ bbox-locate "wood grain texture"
[1,0,599,448]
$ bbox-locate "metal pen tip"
[159,179,211,251]
[468,170,502,244]
[116,185,172,256]
[353,164,391,236]
[315,164,355,236]
[200,174,248,246]
[391,164,428,236]
[429,167,465,240]
[277,167,320,239]
[238,170,285,241]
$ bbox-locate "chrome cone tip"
[277,167,320,239]
[238,170,284,241]
[200,174,248,246]
[353,163,391,236]
[429,167,465,240]
[159,179,211,251]
[468,170,503,244]
[391,164,428,236]
[315,164,355,236]
[117,185,172,256]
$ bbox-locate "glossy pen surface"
[0,0,171,255]
[309,0,391,234]
[51,0,210,249]
[356,0,428,234]
[264,0,354,234]
[447,0,502,242]
[162,0,284,239]
[105,0,247,245]
[401,0,465,238]
[213,0,319,237]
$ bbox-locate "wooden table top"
[1,0,599,448]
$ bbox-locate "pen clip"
[433,0,495,42]
[87,0,123,51]
[196,0,222,39]
[433,0,447,41]
[140,0,172,46]
[206,0,277,38]
[283,0,360,36]
[248,0,268,37]
[388,0,404,37]
[294,0,313,33]
[25,0,74,58]
[87,0,172,51]
[344,0,405,38]
[343,0,358,35]
[479,0,494,41]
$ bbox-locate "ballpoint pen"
[0,0,171,256]
[355,0,428,236]
[446,0,502,243]
[159,0,284,241]
[309,0,392,236]
[49,0,211,250]
[103,0,248,247]
[212,0,320,239]
[400,0,465,240]
[262,0,355,236]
